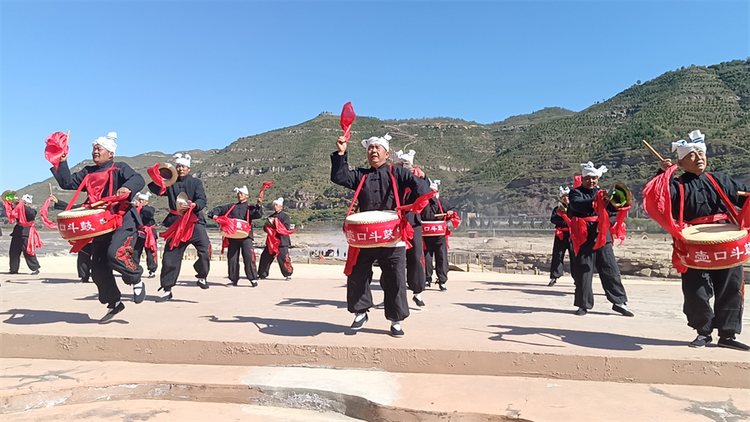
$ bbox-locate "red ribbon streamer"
[259,181,274,202]
[340,102,356,141]
[160,206,197,248]
[264,217,296,256]
[45,132,69,172]
[13,202,43,256]
[40,197,58,229]
[147,163,167,195]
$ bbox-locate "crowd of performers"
[2,128,747,350]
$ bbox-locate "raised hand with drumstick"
[642,130,750,351]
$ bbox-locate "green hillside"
[12,59,749,225]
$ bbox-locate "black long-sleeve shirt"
[139,205,157,227]
[148,174,207,227]
[420,197,455,221]
[11,206,36,237]
[664,171,748,222]
[330,152,431,212]
[209,202,263,240]
[268,211,292,247]
[550,205,568,228]
[568,186,617,245]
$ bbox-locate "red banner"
[340,102,356,141]
[45,132,69,172]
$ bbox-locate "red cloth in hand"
[160,206,197,248]
[259,181,274,201]
[147,163,167,195]
[40,197,58,229]
[264,217,295,257]
[340,102,356,141]
[45,132,69,172]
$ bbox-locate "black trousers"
[77,243,93,281]
[9,234,40,273]
[681,267,744,337]
[133,228,158,273]
[572,243,628,310]
[160,224,210,289]
[550,233,575,280]
[258,245,293,278]
[405,227,425,294]
[348,246,409,322]
[227,237,259,282]
[424,235,449,284]
[91,220,143,307]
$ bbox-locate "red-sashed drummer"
[50,132,145,323]
[654,130,749,351]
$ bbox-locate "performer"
[133,192,158,278]
[7,195,41,275]
[548,186,576,286]
[49,194,91,282]
[331,133,430,337]
[51,132,145,322]
[567,162,633,317]
[148,153,210,301]
[420,180,457,291]
[258,197,294,281]
[649,130,748,351]
[394,150,427,307]
[209,186,263,286]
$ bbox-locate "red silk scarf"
[265,217,296,256]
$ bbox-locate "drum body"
[221,218,251,239]
[57,208,119,241]
[676,224,750,270]
[344,211,401,248]
[422,220,447,237]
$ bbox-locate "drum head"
[58,207,105,217]
[345,210,399,224]
[682,224,747,243]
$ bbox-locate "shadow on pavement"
[41,278,81,284]
[1,308,121,325]
[276,298,347,309]
[488,324,686,351]
[467,287,570,297]
[458,302,575,315]
[203,315,390,337]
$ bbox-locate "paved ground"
[1,256,748,421]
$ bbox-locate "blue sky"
[1,1,748,190]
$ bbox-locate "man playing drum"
[331,134,430,337]
[394,149,427,307]
[209,186,263,287]
[548,186,576,286]
[148,153,211,301]
[420,180,457,291]
[258,197,294,281]
[7,194,41,275]
[568,162,633,317]
[655,130,748,351]
[51,132,145,323]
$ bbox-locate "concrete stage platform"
[1,257,748,421]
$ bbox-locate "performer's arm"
[278,212,292,230]
[568,189,594,214]
[51,160,87,190]
[118,163,145,200]
[192,180,207,212]
[717,174,749,208]
[550,207,565,226]
[140,206,155,221]
[395,166,431,197]
[147,181,164,196]
[209,204,231,219]
[249,205,263,220]
[330,152,362,190]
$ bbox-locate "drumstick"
[642,140,665,162]
[48,183,53,196]
[739,191,750,197]
[434,213,448,218]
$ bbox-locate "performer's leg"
[681,269,714,335]
[566,237,577,281]
[347,248,376,314]
[78,243,93,281]
[107,225,143,285]
[434,236,450,284]
[21,236,41,272]
[423,238,435,285]
[226,239,241,283]
[276,246,293,277]
[711,267,744,338]
[132,232,145,268]
[241,238,259,280]
[146,246,158,273]
[549,235,566,279]
[405,228,425,294]
[190,225,211,279]
[8,235,22,273]
[258,247,273,279]
[595,244,628,305]
[160,239,188,290]
[91,235,121,306]
[573,247,595,310]
[379,247,410,322]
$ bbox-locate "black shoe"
[717,336,750,351]
[438,283,447,291]
[412,295,425,307]
[133,281,146,304]
[250,280,258,287]
[80,278,90,283]
[285,276,292,280]
[228,280,238,286]
[148,272,156,278]
[156,290,173,302]
[350,313,368,330]
[612,303,634,317]
[548,278,557,286]
[30,270,40,275]
[575,307,587,316]
[689,334,713,348]
[390,325,404,338]
[197,279,209,289]
[100,302,125,323]
[425,279,432,289]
